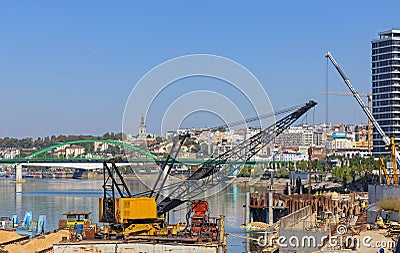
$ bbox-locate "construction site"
[0,94,318,253]
[237,52,400,253]
[2,52,400,253]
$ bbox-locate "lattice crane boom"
[156,100,317,216]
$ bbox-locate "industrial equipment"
[99,160,164,236]
[13,212,46,238]
[190,200,220,241]
[325,52,399,185]
[156,101,317,216]
[61,212,92,228]
[378,138,398,185]
[99,100,317,238]
[145,103,304,165]
[379,158,391,186]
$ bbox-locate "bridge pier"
[15,164,24,183]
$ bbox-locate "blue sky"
[1,1,400,138]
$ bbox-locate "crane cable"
[326,55,329,125]
[208,104,302,130]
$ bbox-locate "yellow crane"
[391,137,399,185]
[378,138,398,185]
[325,91,372,154]
[99,101,318,236]
[379,158,391,185]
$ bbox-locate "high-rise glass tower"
[372,29,400,155]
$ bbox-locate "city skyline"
[1,1,400,138]
[0,122,372,163]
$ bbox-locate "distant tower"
[138,113,147,140]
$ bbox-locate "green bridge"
[0,139,279,166]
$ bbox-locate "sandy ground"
[4,230,70,253]
[357,229,396,253]
[0,231,23,244]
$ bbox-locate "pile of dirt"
[0,231,23,245]
[5,230,70,253]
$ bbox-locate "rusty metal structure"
[248,191,366,224]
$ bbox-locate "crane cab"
[63,212,92,228]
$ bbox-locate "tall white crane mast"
[325,52,400,167]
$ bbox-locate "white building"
[275,125,314,148]
[274,150,308,162]
[94,142,109,152]
[0,148,20,159]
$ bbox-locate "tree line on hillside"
[0,132,124,149]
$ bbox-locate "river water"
[0,178,265,252]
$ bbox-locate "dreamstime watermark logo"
[257,225,396,250]
[336,224,347,235]
[122,54,274,200]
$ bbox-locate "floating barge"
[54,238,225,253]
[53,210,226,253]
[21,159,229,253]
[52,199,227,253]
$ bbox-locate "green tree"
[20,137,33,148]
[296,161,308,171]
[277,166,289,178]
[102,132,111,140]
[217,127,226,132]
[333,166,351,188]
[237,167,251,177]
[155,136,165,143]
[191,144,200,153]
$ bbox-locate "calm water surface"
[0,178,266,253]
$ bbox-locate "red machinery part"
[191,200,208,217]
